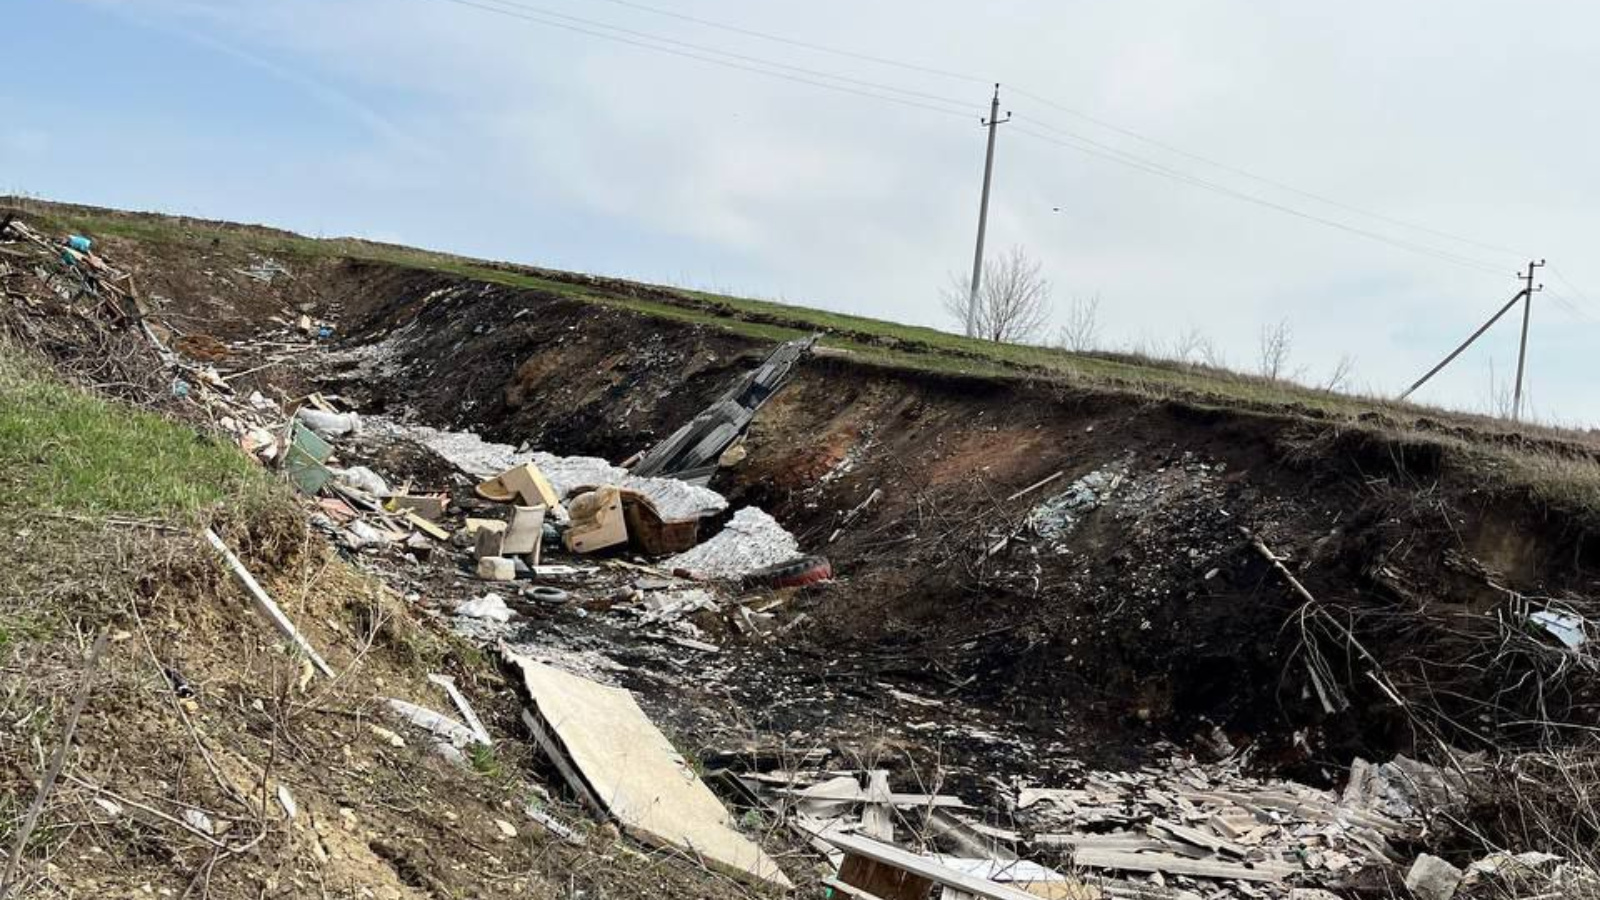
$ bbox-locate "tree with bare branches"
[1258,318,1294,381]
[1055,294,1102,352]
[943,246,1052,344]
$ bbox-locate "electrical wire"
[1548,265,1600,318]
[421,0,1525,280]
[553,0,1531,263]
[580,0,992,86]
[422,0,976,116]
[1008,86,1528,260]
[1011,123,1509,277]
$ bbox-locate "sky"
[5,0,1599,425]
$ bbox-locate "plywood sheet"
[513,656,792,890]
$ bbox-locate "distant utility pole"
[1399,259,1544,420]
[1512,258,1545,421]
[965,84,1011,338]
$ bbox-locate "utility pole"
[1512,259,1544,421]
[965,84,1010,338]
[1398,260,1544,414]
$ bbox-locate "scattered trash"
[664,507,800,580]
[456,593,512,622]
[386,697,481,748]
[1529,608,1588,649]
[294,407,361,440]
[1028,462,1128,549]
[331,465,390,497]
[181,809,216,837]
[742,555,832,589]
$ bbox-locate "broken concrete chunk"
[476,556,516,582]
[1406,854,1464,900]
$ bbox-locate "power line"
[578,0,991,86]
[419,0,1521,279]
[427,0,976,115]
[1011,123,1508,277]
[562,0,1530,262]
[1548,264,1600,317]
[1008,86,1527,260]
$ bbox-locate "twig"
[0,629,110,900]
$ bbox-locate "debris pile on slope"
[664,507,801,579]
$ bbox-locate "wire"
[1009,87,1528,261]
[556,0,1529,262]
[426,0,976,116]
[1548,265,1600,317]
[421,0,1523,279]
[579,0,992,86]
[1542,287,1598,323]
[1011,123,1509,277]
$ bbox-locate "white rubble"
[456,592,512,623]
[663,507,799,580]
[370,419,726,520]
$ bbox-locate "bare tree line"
[940,250,1360,394]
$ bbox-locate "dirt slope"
[6,201,1599,897]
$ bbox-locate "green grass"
[0,348,267,520]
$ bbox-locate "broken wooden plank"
[204,528,332,677]
[403,511,450,542]
[774,784,969,808]
[1070,848,1297,883]
[511,656,791,890]
[823,832,1044,900]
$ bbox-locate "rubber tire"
[526,586,570,604]
[743,555,832,589]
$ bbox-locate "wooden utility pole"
[965,84,1010,338]
[1512,259,1544,421]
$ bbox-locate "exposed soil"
[7,202,1599,898]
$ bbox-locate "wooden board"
[1070,848,1296,883]
[823,833,1043,900]
[512,656,791,890]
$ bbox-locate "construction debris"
[632,335,816,483]
[510,654,792,890]
[664,507,800,579]
[456,593,512,622]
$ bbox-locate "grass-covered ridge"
[0,346,267,520]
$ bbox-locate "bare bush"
[1258,318,1293,381]
[1055,294,1101,352]
[943,246,1052,344]
[1321,354,1356,392]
